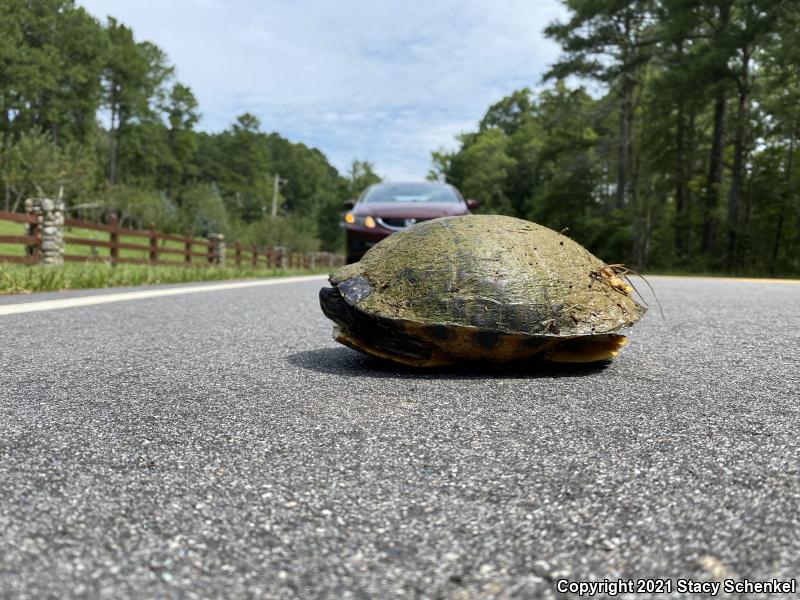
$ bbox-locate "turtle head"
[319,286,350,327]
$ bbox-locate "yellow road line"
[647,275,800,285]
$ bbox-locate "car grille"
[376,217,431,231]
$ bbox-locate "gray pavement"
[0,276,798,599]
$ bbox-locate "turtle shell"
[321,214,646,366]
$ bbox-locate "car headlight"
[344,213,377,228]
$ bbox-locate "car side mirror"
[466,199,479,210]
[343,199,356,209]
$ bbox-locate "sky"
[81,0,568,181]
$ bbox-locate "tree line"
[0,0,381,252]
[431,0,799,275]
[4,0,797,273]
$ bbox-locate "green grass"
[0,220,26,257]
[0,263,329,294]
[63,226,203,260]
[0,221,213,260]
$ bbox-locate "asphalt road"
[0,275,798,599]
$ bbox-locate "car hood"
[353,202,467,218]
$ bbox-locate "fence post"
[109,213,119,266]
[25,198,64,265]
[274,246,287,270]
[184,231,192,265]
[251,246,258,267]
[149,223,158,264]
[235,241,241,268]
[23,202,40,262]
[208,234,225,266]
[27,217,41,261]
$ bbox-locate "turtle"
[319,214,646,367]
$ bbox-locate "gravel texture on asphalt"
[0,276,798,599]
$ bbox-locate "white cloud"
[80,0,568,180]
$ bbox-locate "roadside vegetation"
[0,263,326,295]
[431,0,800,277]
[0,2,381,256]
[2,0,798,280]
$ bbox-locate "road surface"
[1,275,798,598]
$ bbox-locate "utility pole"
[271,174,288,219]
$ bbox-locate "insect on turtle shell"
[319,214,646,367]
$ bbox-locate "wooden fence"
[0,210,343,269]
[0,210,40,265]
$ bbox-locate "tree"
[545,0,657,211]
[524,83,602,242]
[104,184,177,230]
[38,3,108,144]
[682,0,733,258]
[0,3,354,255]
[2,129,97,212]
[346,160,381,198]
[102,17,172,184]
[752,2,800,274]
[163,83,199,199]
[458,128,516,215]
[723,0,781,269]
[438,0,800,275]
[479,89,536,136]
[213,113,271,222]
[178,183,228,235]
[0,1,107,207]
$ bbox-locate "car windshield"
[363,183,460,203]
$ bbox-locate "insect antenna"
[613,265,664,319]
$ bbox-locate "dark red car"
[342,182,478,263]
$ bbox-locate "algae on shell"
[329,214,645,338]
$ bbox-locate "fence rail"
[0,210,39,224]
[0,204,344,269]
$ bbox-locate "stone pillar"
[25,198,65,265]
[208,233,225,266]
